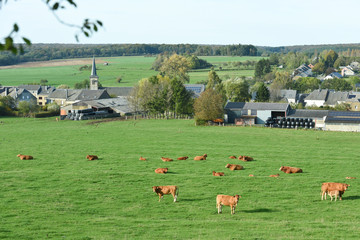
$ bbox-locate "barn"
[324,111,360,132]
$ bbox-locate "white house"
[304,89,329,107]
[341,66,355,77]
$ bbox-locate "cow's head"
[152,186,158,192]
[344,184,350,190]
[279,166,284,171]
[225,164,230,168]
[17,154,21,157]
[164,168,168,173]
[203,154,207,157]
[235,195,241,202]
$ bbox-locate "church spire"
[91,56,97,77]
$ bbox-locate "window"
[39,102,42,105]
[39,97,43,100]
[27,96,29,99]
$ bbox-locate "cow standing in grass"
[216,194,241,215]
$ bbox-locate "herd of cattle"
[16,153,355,214]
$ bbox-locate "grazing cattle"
[249,174,254,177]
[87,155,98,161]
[152,186,179,202]
[212,171,224,176]
[229,156,237,159]
[17,154,33,160]
[139,156,146,161]
[194,154,207,161]
[161,157,173,162]
[177,156,188,160]
[155,168,168,174]
[269,174,280,178]
[328,190,340,201]
[238,155,253,161]
[216,194,241,215]
[225,164,244,170]
[321,182,350,201]
[279,166,302,174]
[346,177,356,179]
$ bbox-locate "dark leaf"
[66,0,77,7]
[52,3,59,10]
[84,24,91,30]
[84,31,89,37]
[93,25,98,32]
[96,20,103,26]
[75,35,79,42]
[22,37,31,45]
[13,24,19,32]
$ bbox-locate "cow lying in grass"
[225,164,244,170]
[161,157,173,162]
[139,156,146,161]
[194,154,207,160]
[177,156,188,160]
[216,194,241,215]
[279,166,302,174]
[269,174,280,178]
[238,155,253,161]
[212,171,224,176]
[346,177,356,179]
[155,168,168,174]
[87,155,98,161]
[17,154,33,160]
[229,156,237,159]
[152,186,179,202]
[321,182,350,201]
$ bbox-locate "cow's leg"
[158,194,162,202]
[321,191,325,200]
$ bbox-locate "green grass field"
[1,117,359,239]
[0,56,261,88]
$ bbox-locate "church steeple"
[90,56,99,90]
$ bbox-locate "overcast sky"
[1,0,360,47]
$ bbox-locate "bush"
[195,118,208,126]
[34,111,59,118]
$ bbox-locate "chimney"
[65,89,68,99]
[5,88,8,96]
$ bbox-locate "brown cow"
[238,155,253,161]
[279,166,302,174]
[152,186,179,202]
[194,154,207,161]
[225,164,244,170]
[216,194,241,215]
[87,155,98,161]
[269,174,280,178]
[139,156,146,161]
[161,157,173,162]
[177,156,188,160]
[155,168,168,174]
[17,154,33,160]
[249,174,254,177]
[346,177,356,179]
[321,182,350,201]
[212,171,224,176]
[229,156,237,159]
[328,190,340,201]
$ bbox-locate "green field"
[0,56,262,88]
[1,117,359,239]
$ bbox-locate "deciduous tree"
[194,89,224,122]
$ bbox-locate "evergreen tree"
[255,83,270,102]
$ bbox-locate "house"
[18,85,56,106]
[184,84,205,98]
[102,87,133,97]
[224,102,290,124]
[341,66,355,77]
[324,72,343,80]
[324,91,348,107]
[279,90,298,103]
[0,87,37,105]
[350,61,360,71]
[345,92,360,111]
[292,64,312,78]
[304,89,329,107]
[48,89,111,106]
[324,111,360,132]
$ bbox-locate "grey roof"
[38,86,56,96]
[305,89,328,101]
[102,87,133,97]
[225,102,289,111]
[18,85,41,92]
[288,109,329,118]
[325,111,360,124]
[184,84,205,97]
[324,91,348,106]
[327,72,343,79]
[0,87,35,100]
[280,89,297,99]
[91,57,97,77]
[48,89,110,101]
[74,97,133,114]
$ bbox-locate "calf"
[139,156,146,161]
[87,155,98,161]
[194,154,207,161]
[229,156,237,159]
[216,194,241,215]
[17,154,33,160]
[328,190,340,201]
[269,174,280,178]
[177,156,188,160]
[161,157,173,162]
[152,186,179,202]
[155,168,168,174]
[238,155,253,161]
[212,171,224,176]
[346,177,356,179]
[279,166,302,174]
[321,182,350,201]
[225,164,244,171]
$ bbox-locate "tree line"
[0,43,258,66]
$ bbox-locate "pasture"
[1,118,360,239]
[0,56,260,88]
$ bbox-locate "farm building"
[48,89,111,106]
[0,87,37,105]
[18,85,56,106]
[224,102,290,125]
[324,111,360,132]
[287,109,329,129]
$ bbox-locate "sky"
[1,0,360,47]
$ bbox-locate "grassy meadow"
[1,117,360,239]
[0,56,262,88]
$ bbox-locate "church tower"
[90,57,99,90]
